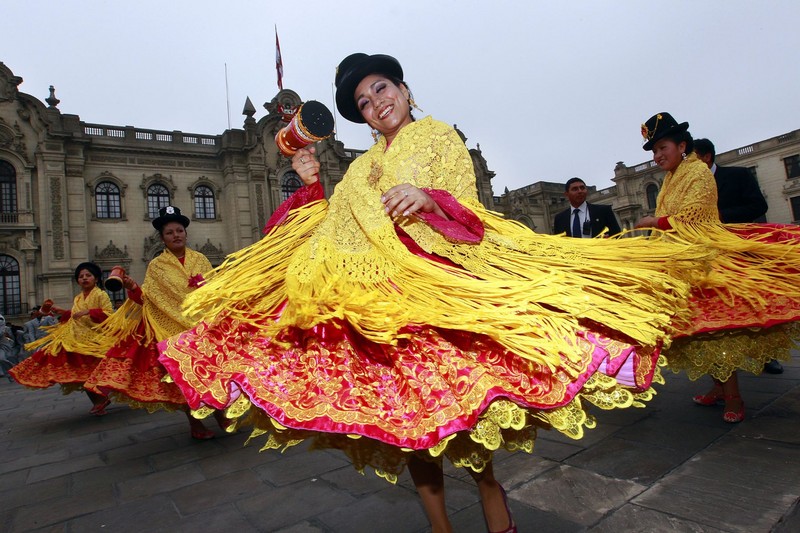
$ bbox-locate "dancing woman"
[11,262,112,415]
[84,206,230,439]
[635,112,800,423]
[160,54,703,532]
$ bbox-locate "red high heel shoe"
[483,485,517,533]
[90,397,111,416]
[692,390,723,406]
[723,395,745,423]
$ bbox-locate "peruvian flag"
[275,27,284,91]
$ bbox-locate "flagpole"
[224,63,231,130]
[331,82,338,135]
[275,25,284,91]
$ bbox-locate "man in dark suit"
[695,138,768,223]
[553,177,621,238]
[695,138,780,373]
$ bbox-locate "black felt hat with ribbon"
[152,205,190,232]
[641,112,689,151]
[335,53,404,124]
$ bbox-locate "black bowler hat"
[152,205,190,231]
[335,53,404,124]
[74,261,104,288]
[641,112,689,151]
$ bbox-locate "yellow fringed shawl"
[26,286,113,357]
[185,118,706,369]
[94,248,212,350]
[656,155,800,316]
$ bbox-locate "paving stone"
[0,475,69,511]
[236,479,357,531]
[65,494,181,532]
[316,488,429,533]
[565,437,692,485]
[197,440,284,479]
[273,521,330,533]
[773,499,800,533]
[633,437,800,532]
[147,437,226,472]
[319,463,397,497]
[613,415,728,453]
[26,452,106,483]
[253,448,350,487]
[588,503,728,532]
[100,435,184,464]
[9,484,116,531]
[515,464,647,526]
[117,462,206,501]
[0,448,70,476]
[170,468,268,515]
[70,457,153,493]
[170,503,262,532]
[450,498,585,533]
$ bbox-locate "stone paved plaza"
[1,353,799,532]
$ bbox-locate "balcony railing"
[0,210,34,225]
[83,124,218,147]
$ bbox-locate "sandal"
[723,395,745,423]
[693,392,723,406]
[90,397,111,415]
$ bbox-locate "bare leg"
[184,408,214,439]
[721,371,744,421]
[85,390,110,414]
[467,462,514,533]
[408,454,452,533]
[212,409,234,432]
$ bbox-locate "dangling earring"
[371,129,380,143]
[681,152,687,160]
[408,97,423,113]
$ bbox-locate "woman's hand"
[291,147,321,186]
[382,184,447,220]
[634,216,659,229]
[122,275,139,291]
[73,310,90,319]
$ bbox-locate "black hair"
[694,138,716,163]
[565,177,586,192]
[664,130,695,155]
[386,76,416,122]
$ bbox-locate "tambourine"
[275,100,335,157]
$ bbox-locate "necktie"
[572,208,582,238]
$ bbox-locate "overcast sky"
[3,0,798,193]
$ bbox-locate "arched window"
[147,183,170,218]
[194,185,216,219]
[0,160,17,221]
[646,184,659,210]
[281,171,302,201]
[0,254,22,316]
[95,181,121,219]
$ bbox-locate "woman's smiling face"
[355,74,412,144]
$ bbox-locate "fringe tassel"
[180,199,704,371]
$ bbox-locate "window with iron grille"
[0,254,21,316]
[147,183,170,218]
[96,181,121,218]
[194,185,216,219]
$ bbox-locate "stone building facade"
[494,129,800,234]
[0,62,495,320]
